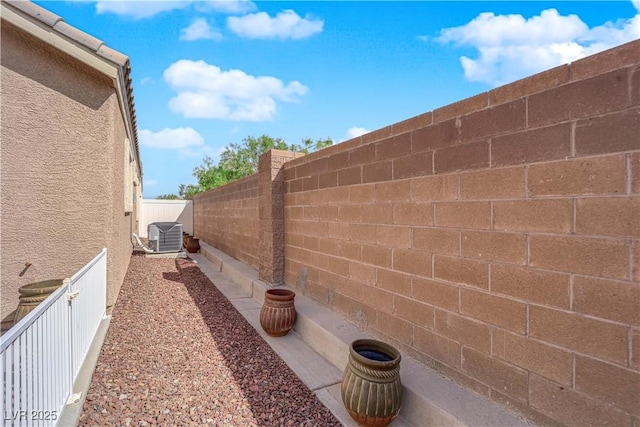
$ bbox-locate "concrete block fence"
[194,40,640,426]
[194,174,260,270]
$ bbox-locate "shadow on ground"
[172,256,340,426]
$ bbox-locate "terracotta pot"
[14,279,65,324]
[259,289,296,337]
[341,339,402,427]
[186,237,200,253]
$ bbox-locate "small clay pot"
[186,237,200,253]
[259,289,296,337]
[341,339,402,427]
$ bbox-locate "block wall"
[193,174,259,270]
[282,40,640,426]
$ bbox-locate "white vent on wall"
[148,222,183,253]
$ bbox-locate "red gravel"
[79,252,341,426]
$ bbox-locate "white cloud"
[180,18,222,41]
[163,59,308,121]
[95,1,190,19]
[145,179,159,187]
[346,127,370,139]
[339,127,370,142]
[227,10,323,39]
[140,127,204,150]
[436,5,640,86]
[439,9,588,47]
[195,0,256,15]
[94,0,254,19]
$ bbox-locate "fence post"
[65,277,81,405]
[257,150,301,285]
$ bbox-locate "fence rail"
[1,248,107,427]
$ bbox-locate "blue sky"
[35,1,640,198]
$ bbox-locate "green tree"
[292,137,334,154]
[219,135,334,176]
[178,184,200,200]
[156,193,180,200]
[219,135,290,176]
[194,157,243,189]
[178,134,333,198]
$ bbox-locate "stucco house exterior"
[0,0,143,328]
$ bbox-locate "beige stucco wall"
[0,22,136,319]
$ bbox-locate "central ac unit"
[148,222,183,253]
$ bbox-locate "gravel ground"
[79,251,341,427]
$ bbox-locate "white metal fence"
[0,248,107,427]
[139,199,193,237]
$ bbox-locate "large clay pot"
[186,237,200,253]
[259,289,296,337]
[14,279,65,324]
[341,339,402,427]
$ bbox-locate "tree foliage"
[219,135,332,177]
[177,134,332,199]
[156,193,180,200]
[178,184,200,200]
